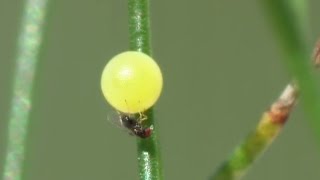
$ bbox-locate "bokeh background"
[1,1,320,180]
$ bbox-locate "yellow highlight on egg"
[101,51,163,114]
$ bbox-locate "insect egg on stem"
[101,51,163,138]
[100,51,163,114]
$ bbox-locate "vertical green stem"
[128,0,151,54]
[3,0,49,180]
[128,0,163,180]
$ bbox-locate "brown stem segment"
[269,83,298,124]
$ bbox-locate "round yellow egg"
[101,51,163,114]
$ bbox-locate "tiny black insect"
[119,113,153,138]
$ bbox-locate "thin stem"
[313,39,320,67]
[128,0,151,54]
[211,84,298,180]
[262,0,320,144]
[2,0,49,180]
[211,1,317,179]
[128,0,163,180]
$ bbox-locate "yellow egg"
[101,51,163,114]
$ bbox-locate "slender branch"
[312,39,320,68]
[128,0,163,180]
[211,1,319,179]
[128,0,151,54]
[262,0,320,143]
[2,0,49,180]
[211,84,298,180]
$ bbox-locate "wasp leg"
[138,112,148,123]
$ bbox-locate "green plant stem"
[128,0,163,180]
[262,1,320,143]
[211,84,298,180]
[2,0,49,180]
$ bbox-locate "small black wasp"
[118,112,153,138]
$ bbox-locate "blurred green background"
[1,1,320,180]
